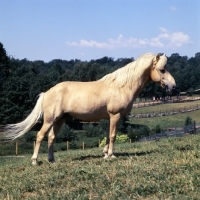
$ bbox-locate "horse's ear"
[156,53,160,61]
[153,53,160,67]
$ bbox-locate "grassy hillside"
[0,134,200,199]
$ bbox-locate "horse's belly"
[71,113,109,122]
[64,99,108,121]
[68,108,109,122]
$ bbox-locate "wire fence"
[139,121,200,142]
[133,95,200,107]
[1,123,199,156]
[133,95,200,108]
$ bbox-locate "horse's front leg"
[107,113,120,158]
[103,131,109,159]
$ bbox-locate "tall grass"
[0,134,200,199]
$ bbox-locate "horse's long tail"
[1,93,45,140]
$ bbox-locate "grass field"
[1,100,200,199]
[0,134,200,199]
[130,100,200,129]
[132,100,200,115]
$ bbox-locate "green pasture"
[0,134,200,199]
[130,100,200,129]
[132,100,200,115]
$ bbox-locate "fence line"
[133,96,200,108]
[130,104,200,118]
[7,121,200,156]
[139,121,200,142]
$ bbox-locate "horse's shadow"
[73,150,156,161]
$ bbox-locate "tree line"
[0,42,200,143]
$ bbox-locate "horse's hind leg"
[48,119,65,163]
[31,122,52,165]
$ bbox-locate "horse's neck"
[128,68,151,101]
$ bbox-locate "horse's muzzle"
[164,84,176,92]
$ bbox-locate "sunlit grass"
[0,134,200,199]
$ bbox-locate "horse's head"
[150,54,176,91]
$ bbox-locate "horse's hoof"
[50,160,56,164]
[104,154,116,159]
[104,153,109,159]
[32,160,37,165]
[111,155,117,159]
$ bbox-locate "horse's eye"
[160,69,165,74]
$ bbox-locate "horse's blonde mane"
[99,53,155,88]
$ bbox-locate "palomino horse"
[1,53,176,164]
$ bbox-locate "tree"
[0,42,10,89]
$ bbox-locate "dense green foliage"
[0,134,200,199]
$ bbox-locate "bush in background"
[99,134,129,147]
[185,116,192,126]
[127,125,150,142]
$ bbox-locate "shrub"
[99,134,129,147]
[152,124,162,134]
[185,116,192,126]
[83,123,104,137]
[24,131,36,142]
[115,134,129,144]
[56,124,76,142]
[127,125,150,142]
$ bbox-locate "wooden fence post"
[82,142,84,149]
[33,141,35,151]
[16,141,18,156]
[175,127,177,137]
[67,141,69,150]
[194,120,196,134]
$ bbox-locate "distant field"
[0,134,200,199]
[131,100,200,115]
[130,100,200,129]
